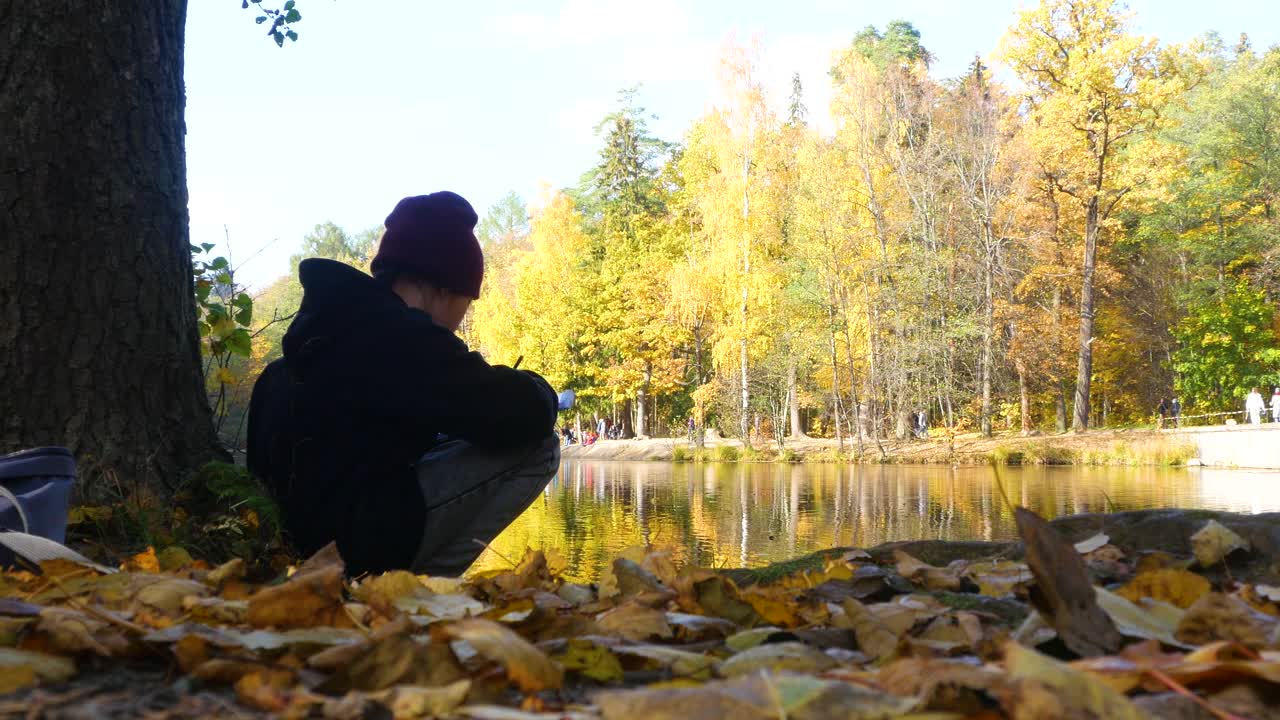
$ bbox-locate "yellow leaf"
[446,618,563,692]
[1115,568,1210,609]
[1001,642,1146,720]
[215,366,236,385]
[1190,520,1250,567]
[552,638,624,683]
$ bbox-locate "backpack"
[0,447,77,567]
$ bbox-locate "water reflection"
[473,462,1280,582]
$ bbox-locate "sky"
[185,0,1280,289]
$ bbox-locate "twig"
[1145,668,1245,720]
[472,538,519,569]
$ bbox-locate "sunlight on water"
[472,462,1280,581]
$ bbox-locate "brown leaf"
[963,560,1034,598]
[206,557,246,586]
[247,565,352,630]
[33,607,131,657]
[1176,592,1280,648]
[363,680,472,719]
[447,618,563,692]
[894,550,963,591]
[1015,507,1121,657]
[612,558,672,598]
[234,668,298,713]
[836,597,899,661]
[595,601,673,642]
[692,576,762,627]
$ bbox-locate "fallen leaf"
[126,547,161,573]
[612,558,671,597]
[613,644,719,678]
[551,638,624,683]
[719,641,838,677]
[33,606,131,656]
[594,670,918,720]
[353,571,425,607]
[963,560,1034,598]
[447,618,563,692]
[1176,592,1280,647]
[0,647,75,690]
[1094,587,1191,649]
[234,668,297,713]
[1000,641,1146,720]
[1015,507,1122,657]
[246,565,351,630]
[1073,533,1110,554]
[205,558,246,586]
[666,611,736,641]
[740,586,806,628]
[836,597,899,661]
[1190,519,1250,568]
[725,626,785,653]
[692,576,762,627]
[1115,568,1210,609]
[595,602,673,642]
[894,551,963,592]
[364,680,472,719]
[156,546,194,572]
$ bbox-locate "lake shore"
[561,427,1202,466]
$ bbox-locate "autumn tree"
[1002,0,1190,431]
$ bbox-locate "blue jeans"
[410,435,559,576]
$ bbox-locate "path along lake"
[473,461,1280,581]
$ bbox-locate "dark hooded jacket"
[247,259,557,574]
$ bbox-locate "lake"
[473,461,1280,581]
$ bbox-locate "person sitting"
[247,192,562,577]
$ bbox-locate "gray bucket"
[0,447,77,558]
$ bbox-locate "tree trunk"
[1016,361,1031,435]
[980,249,994,437]
[787,358,804,438]
[621,398,634,438]
[635,363,651,439]
[1055,385,1068,433]
[0,1,219,499]
[739,153,752,449]
[1072,197,1100,432]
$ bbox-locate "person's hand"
[557,390,576,412]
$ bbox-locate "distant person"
[248,192,565,577]
[1245,387,1265,425]
[597,417,606,438]
[687,416,696,444]
[1156,397,1168,429]
[1271,388,1280,423]
[1171,397,1182,427]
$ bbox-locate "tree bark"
[1072,197,1100,432]
[787,358,804,438]
[980,248,995,437]
[1017,361,1032,435]
[0,1,219,499]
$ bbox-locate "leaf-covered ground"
[4,509,1280,719]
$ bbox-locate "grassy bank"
[571,429,1200,467]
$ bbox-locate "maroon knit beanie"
[371,192,484,299]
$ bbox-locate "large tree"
[0,2,299,497]
[1002,0,1188,431]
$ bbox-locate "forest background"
[203,0,1280,456]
